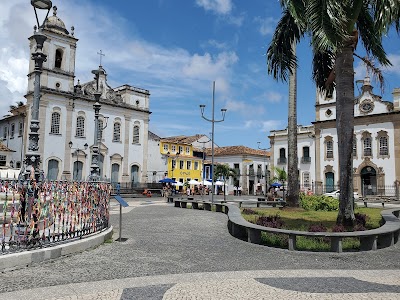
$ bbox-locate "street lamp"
[199,81,227,203]
[19,0,52,185]
[257,142,271,196]
[69,141,88,181]
[90,67,108,181]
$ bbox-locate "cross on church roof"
[97,50,105,66]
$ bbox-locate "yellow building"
[160,137,203,184]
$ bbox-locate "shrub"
[308,223,328,232]
[353,224,366,231]
[242,208,257,215]
[354,213,368,227]
[256,214,284,228]
[332,224,346,232]
[300,194,339,211]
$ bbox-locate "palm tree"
[267,0,399,225]
[287,42,299,207]
[214,164,237,201]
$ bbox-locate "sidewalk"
[1,197,399,299]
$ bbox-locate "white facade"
[269,76,400,196]
[20,7,150,184]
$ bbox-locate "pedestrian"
[116,182,121,195]
[238,185,242,196]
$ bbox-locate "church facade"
[269,76,400,197]
[8,6,151,184]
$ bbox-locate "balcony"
[277,157,286,164]
[301,156,311,164]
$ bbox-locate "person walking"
[116,182,121,195]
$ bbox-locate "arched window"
[47,159,59,180]
[111,163,120,183]
[326,141,333,158]
[363,137,372,156]
[133,123,140,144]
[55,49,63,68]
[113,122,121,142]
[379,136,388,155]
[76,116,85,137]
[50,112,60,134]
[278,148,286,164]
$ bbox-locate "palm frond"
[372,0,400,33]
[353,53,386,93]
[306,0,348,51]
[357,4,391,67]
[312,49,335,94]
[266,9,304,81]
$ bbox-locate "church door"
[73,161,83,181]
[47,159,59,181]
[325,172,334,193]
[111,163,120,185]
[131,165,139,187]
[361,166,377,196]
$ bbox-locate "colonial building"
[206,146,270,195]
[4,6,150,184]
[269,76,400,197]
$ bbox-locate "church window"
[326,140,333,159]
[133,123,140,144]
[379,136,388,156]
[0,155,6,166]
[353,136,357,157]
[18,122,23,136]
[3,126,7,139]
[50,112,60,134]
[76,116,85,137]
[113,122,121,142]
[278,148,286,164]
[10,123,15,138]
[363,137,372,156]
[55,49,63,68]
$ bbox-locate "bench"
[227,199,286,208]
[173,199,400,253]
[361,196,399,208]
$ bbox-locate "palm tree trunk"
[336,43,355,226]
[287,42,299,207]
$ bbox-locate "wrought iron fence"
[1,180,111,254]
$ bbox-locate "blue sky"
[1,0,400,149]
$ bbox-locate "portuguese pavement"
[0,196,400,299]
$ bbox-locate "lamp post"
[199,81,227,203]
[257,142,270,196]
[19,0,52,185]
[90,67,108,181]
[69,141,88,181]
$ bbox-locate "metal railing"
[1,180,111,254]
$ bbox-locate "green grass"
[241,207,383,230]
[242,207,382,251]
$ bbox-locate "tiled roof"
[148,130,161,140]
[161,134,207,145]
[0,143,14,152]
[205,145,270,157]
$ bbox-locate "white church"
[269,76,400,197]
[0,6,151,184]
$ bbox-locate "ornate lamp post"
[19,0,52,184]
[90,68,108,181]
[69,141,88,181]
[199,81,227,203]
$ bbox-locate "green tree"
[271,167,288,201]
[214,164,237,201]
[267,0,399,225]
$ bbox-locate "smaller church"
[1,6,151,185]
[269,75,400,197]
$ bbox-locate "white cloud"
[254,16,276,36]
[386,54,400,75]
[245,119,283,132]
[195,0,233,15]
[265,91,285,103]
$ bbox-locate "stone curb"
[0,226,113,272]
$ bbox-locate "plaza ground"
[0,196,399,299]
